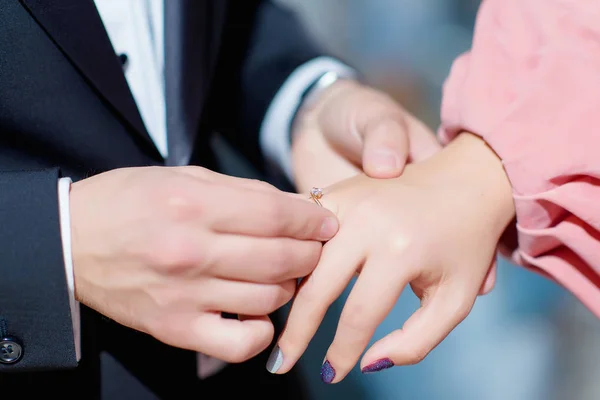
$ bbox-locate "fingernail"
[366,149,400,172]
[266,345,284,374]
[361,358,394,374]
[319,217,338,240]
[320,360,336,384]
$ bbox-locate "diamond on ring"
[309,187,323,206]
[310,187,323,199]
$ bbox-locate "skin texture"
[71,78,438,364]
[291,79,442,190]
[275,132,515,382]
[70,166,338,362]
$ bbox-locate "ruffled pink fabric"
[439,0,600,317]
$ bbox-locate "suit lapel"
[164,0,227,165]
[19,0,160,157]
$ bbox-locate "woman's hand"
[267,133,516,382]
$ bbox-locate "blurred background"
[218,1,600,399]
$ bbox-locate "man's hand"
[69,166,338,363]
[291,79,441,191]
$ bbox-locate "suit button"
[0,337,23,364]
[118,53,129,68]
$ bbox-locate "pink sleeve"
[438,0,600,317]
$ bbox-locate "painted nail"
[266,345,284,374]
[320,360,336,384]
[361,358,394,374]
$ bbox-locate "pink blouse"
[438,0,600,317]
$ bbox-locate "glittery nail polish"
[361,358,394,374]
[266,345,283,373]
[320,360,335,383]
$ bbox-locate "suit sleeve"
[206,0,328,171]
[0,169,77,371]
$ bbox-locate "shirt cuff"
[58,177,81,362]
[259,56,357,183]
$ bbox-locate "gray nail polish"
[266,345,284,373]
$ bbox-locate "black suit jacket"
[0,0,325,397]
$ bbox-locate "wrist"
[292,78,360,134]
[296,67,360,117]
[291,79,363,192]
[304,78,359,116]
[418,132,516,233]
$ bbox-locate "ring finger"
[267,227,364,374]
[320,252,414,383]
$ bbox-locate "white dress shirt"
[58,0,355,378]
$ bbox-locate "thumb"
[404,113,442,163]
[361,118,409,178]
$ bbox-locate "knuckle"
[267,200,315,238]
[292,285,329,321]
[272,242,320,281]
[277,334,300,359]
[279,280,297,304]
[250,179,276,192]
[385,233,411,257]
[144,318,165,341]
[295,272,331,311]
[126,310,155,337]
[295,220,315,240]
[150,177,209,226]
[224,342,253,363]
[162,190,199,223]
[150,232,204,274]
[364,110,405,134]
[294,276,318,305]
[145,313,183,344]
[256,292,280,315]
[351,200,380,224]
[226,328,273,363]
[404,346,429,365]
[327,345,357,372]
[265,245,294,282]
[296,217,315,239]
[261,285,292,313]
[150,316,173,338]
[263,200,286,233]
[145,286,180,310]
[338,305,368,334]
[450,294,475,322]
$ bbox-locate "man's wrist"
[259,56,357,182]
[292,79,360,132]
[294,72,358,122]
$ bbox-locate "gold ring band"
[309,187,323,207]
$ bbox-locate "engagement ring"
[309,187,323,206]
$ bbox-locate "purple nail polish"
[320,360,335,383]
[361,358,394,374]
